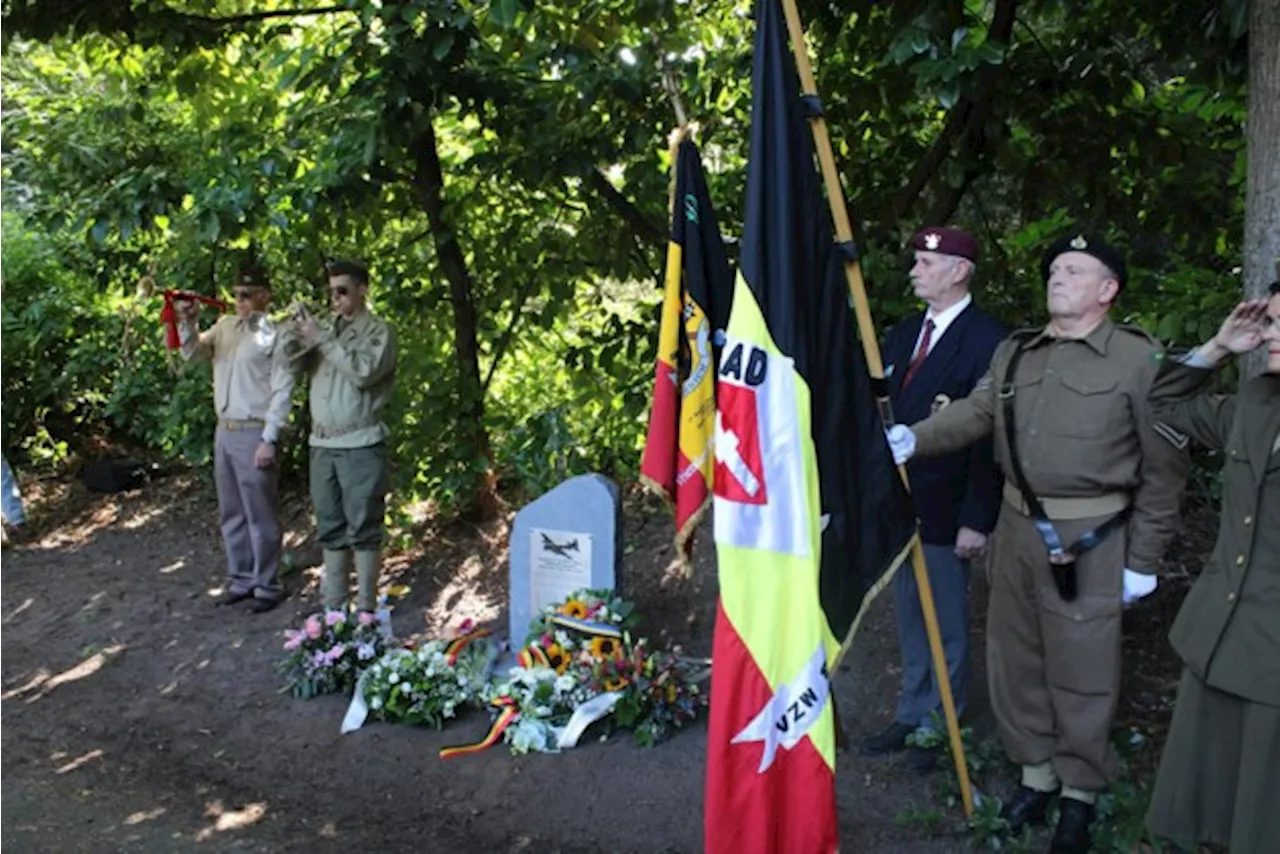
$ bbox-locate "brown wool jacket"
[1149,360,1280,707]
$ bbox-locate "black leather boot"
[1049,797,1095,854]
[1001,785,1054,833]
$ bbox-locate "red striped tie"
[900,318,934,389]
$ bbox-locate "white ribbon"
[554,691,624,749]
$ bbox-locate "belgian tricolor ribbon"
[438,695,520,759]
[443,626,493,667]
[548,615,622,639]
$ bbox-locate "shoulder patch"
[1152,420,1190,450]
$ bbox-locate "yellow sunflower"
[590,636,622,660]
[603,675,628,692]
[559,599,589,619]
[545,643,569,674]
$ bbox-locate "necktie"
[901,318,935,389]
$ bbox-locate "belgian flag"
[703,2,916,851]
[640,132,733,567]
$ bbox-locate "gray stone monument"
[508,474,621,646]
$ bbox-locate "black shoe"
[249,597,281,614]
[216,589,253,607]
[1001,785,1054,833]
[1049,797,1094,854]
[859,721,916,756]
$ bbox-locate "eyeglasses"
[329,286,349,297]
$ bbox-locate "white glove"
[885,425,916,466]
[1122,569,1157,605]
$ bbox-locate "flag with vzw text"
[639,135,733,566]
[704,2,917,852]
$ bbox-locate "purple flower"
[283,630,304,651]
[325,610,346,627]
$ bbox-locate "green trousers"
[309,443,389,550]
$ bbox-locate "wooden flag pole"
[778,0,975,818]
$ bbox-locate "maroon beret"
[909,226,979,262]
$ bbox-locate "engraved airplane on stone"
[541,533,580,558]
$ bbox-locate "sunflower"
[603,675,628,692]
[590,636,622,660]
[559,599,590,619]
[545,643,569,674]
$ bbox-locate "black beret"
[235,262,270,290]
[325,258,370,285]
[1040,232,1127,290]
[910,226,979,262]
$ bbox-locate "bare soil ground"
[1,466,1207,853]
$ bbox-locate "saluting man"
[292,259,397,617]
[860,226,1005,772]
[179,259,296,613]
[885,233,1189,853]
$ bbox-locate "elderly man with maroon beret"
[860,226,1006,772]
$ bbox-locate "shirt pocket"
[1050,373,1120,439]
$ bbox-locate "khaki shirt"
[301,308,396,449]
[912,318,1188,572]
[1151,361,1280,706]
[180,314,296,444]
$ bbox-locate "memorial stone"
[508,474,621,646]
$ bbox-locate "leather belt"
[220,418,265,431]
[312,416,380,439]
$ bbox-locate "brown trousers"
[987,503,1124,790]
[214,427,282,601]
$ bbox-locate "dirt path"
[1,470,1194,852]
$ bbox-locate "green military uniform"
[911,318,1188,793]
[1145,359,1280,853]
[302,307,397,611]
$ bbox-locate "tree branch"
[891,0,1018,226]
[585,169,667,249]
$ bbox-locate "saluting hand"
[1212,299,1270,355]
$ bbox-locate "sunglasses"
[329,286,350,297]
[233,289,263,301]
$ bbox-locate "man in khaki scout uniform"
[886,233,1188,853]
[1144,287,1280,853]
[292,259,396,616]
[179,260,296,613]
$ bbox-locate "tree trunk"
[1242,0,1280,379]
[412,117,499,518]
[888,0,1017,229]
